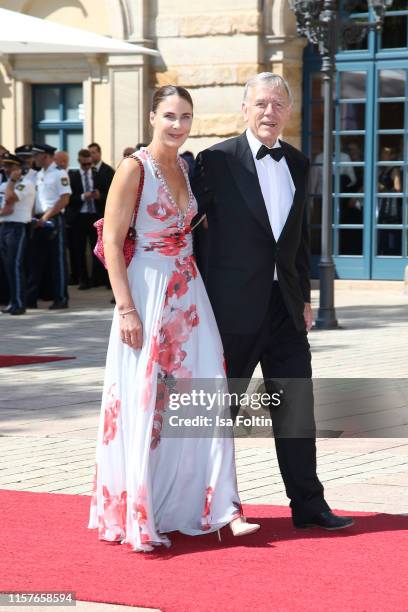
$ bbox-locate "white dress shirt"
[35,162,71,214]
[25,168,38,186]
[1,176,35,223]
[246,129,295,279]
[0,180,7,223]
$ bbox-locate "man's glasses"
[254,100,289,112]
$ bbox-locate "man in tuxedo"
[193,72,353,531]
[87,142,114,203]
[67,149,105,289]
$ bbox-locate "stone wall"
[149,1,305,154]
[0,0,306,160]
[150,2,262,153]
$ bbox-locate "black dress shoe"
[293,510,354,530]
[10,307,26,315]
[1,306,12,314]
[48,301,68,310]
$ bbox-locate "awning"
[0,8,159,56]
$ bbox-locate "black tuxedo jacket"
[67,169,106,223]
[192,132,311,335]
[94,161,115,204]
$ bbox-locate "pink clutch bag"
[93,156,145,269]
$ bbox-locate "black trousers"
[65,222,79,284]
[0,222,27,309]
[0,255,9,304]
[72,213,98,284]
[221,282,329,521]
[72,213,109,287]
[26,214,68,305]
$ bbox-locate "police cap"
[32,143,57,155]
[2,152,23,166]
[15,144,34,158]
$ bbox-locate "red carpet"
[0,489,407,612]
[0,355,75,367]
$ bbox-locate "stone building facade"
[0,0,304,165]
[4,1,406,280]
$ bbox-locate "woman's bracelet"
[118,307,137,318]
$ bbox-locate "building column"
[107,54,147,166]
[263,35,306,149]
[15,80,31,146]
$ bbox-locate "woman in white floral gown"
[88,85,259,552]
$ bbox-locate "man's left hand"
[303,302,313,332]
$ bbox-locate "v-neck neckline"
[145,149,193,220]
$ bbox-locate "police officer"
[0,148,9,304]
[0,153,35,315]
[0,145,8,183]
[15,144,38,186]
[26,144,72,309]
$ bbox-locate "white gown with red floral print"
[88,149,242,552]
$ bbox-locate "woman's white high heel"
[217,516,260,541]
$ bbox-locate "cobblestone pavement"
[0,282,407,611]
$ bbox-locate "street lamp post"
[289,0,391,330]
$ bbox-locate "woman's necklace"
[146,149,194,230]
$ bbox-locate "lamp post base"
[315,260,338,330]
[315,309,338,330]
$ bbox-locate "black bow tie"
[256,145,284,162]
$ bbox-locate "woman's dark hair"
[151,85,193,113]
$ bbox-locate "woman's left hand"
[119,309,143,349]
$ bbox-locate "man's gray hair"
[243,72,293,106]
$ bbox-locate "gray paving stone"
[0,284,407,515]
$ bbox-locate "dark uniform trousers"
[26,214,68,305]
[222,281,330,522]
[0,222,27,309]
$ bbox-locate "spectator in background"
[377,145,402,255]
[0,145,8,183]
[15,145,38,186]
[87,142,114,287]
[54,151,70,170]
[0,145,9,303]
[26,144,72,309]
[67,149,105,290]
[0,153,35,315]
[88,143,114,189]
[123,147,135,157]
